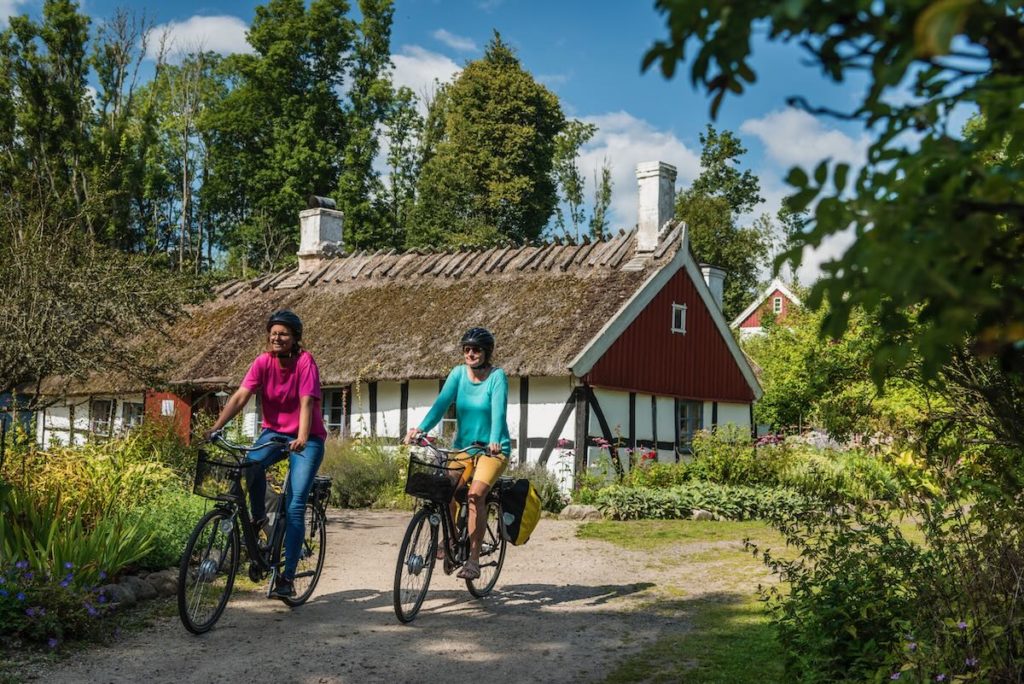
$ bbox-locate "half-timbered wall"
[37,394,145,448]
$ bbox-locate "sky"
[3,0,905,282]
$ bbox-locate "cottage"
[36,161,761,486]
[731,278,802,338]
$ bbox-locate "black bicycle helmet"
[267,309,303,341]
[460,327,495,352]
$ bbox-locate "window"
[121,402,144,431]
[671,303,687,334]
[90,399,114,436]
[324,388,348,436]
[773,296,783,314]
[677,400,703,454]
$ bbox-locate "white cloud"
[146,16,252,61]
[390,45,461,113]
[432,29,475,52]
[0,0,31,26]
[740,107,870,171]
[577,111,700,231]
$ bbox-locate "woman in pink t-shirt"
[205,309,326,600]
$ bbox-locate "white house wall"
[655,396,676,463]
[522,376,575,468]
[37,394,145,448]
[717,402,750,431]
[376,382,402,436]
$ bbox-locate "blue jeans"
[245,429,325,580]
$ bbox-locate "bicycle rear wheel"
[178,509,239,634]
[466,500,506,598]
[283,502,327,607]
[393,507,437,623]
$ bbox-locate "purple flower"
[86,604,99,617]
[22,572,33,581]
[0,576,6,584]
[25,607,39,618]
[957,621,968,630]
[15,592,26,601]
[908,642,917,652]
[15,560,28,570]
[98,593,107,604]
[59,579,70,588]
[47,638,59,649]
[935,675,946,682]
[0,589,7,598]
[965,657,978,667]
[890,673,901,680]
[98,571,107,580]
[64,561,74,569]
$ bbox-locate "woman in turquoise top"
[404,327,510,580]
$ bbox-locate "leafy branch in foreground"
[645,0,1024,381]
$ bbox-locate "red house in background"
[731,279,802,338]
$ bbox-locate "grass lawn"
[578,519,785,684]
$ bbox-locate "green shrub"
[129,488,209,570]
[0,560,113,648]
[0,484,153,586]
[594,482,812,521]
[505,462,568,513]
[622,461,692,489]
[320,437,408,508]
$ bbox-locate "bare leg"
[466,480,491,564]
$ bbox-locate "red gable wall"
[739,288,793,328]
[584,267,755,402]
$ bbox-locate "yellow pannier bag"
[498,478,541,545]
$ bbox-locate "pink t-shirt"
[241,350,327,440]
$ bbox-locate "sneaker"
[269,577,295,600]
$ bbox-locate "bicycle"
[393,438,508,623]
[177,431,331,634]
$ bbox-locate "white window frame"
[323,387,348,436]
[677,400,703,454]
[773,296,783,314]
[671,303,687,334]
[121,402,144,431]
[90,399,114,436]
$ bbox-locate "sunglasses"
[462,346,483,354]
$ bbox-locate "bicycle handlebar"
[207,430,290,459]
[409,435,489,460]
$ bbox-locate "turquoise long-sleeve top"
[418,365,512,456]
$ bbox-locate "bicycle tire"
[178,509,239,634]
[283,503,327,607]
[393,507,437,623]
[466,499,506,598]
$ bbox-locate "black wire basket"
[404,454,460,502]
[193,450,248,502]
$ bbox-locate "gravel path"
[25,509,751,684]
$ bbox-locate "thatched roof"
[46,225,692,394]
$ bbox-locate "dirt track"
[25,509,741,684]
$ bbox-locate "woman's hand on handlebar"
[203,428,223,443]
[488,442,501,456]
[289,436,307,452]
[403,428,422,445]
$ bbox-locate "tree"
[336,0,395,250]
[552,119,597,242]
[589,157,613,240]
[205,0,354,270]
[409,32,565,248]
[675,126,770,320]
[381,86,423,249]
[0,182,201,406]
[645,0,1024,381]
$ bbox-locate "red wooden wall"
[585,267,755,402]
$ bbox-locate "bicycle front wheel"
[178,508,239,634]
[393,507,437,623]
[283,502,327,607]
[466,499,506,598]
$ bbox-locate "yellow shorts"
[450,453,508,488]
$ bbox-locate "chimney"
[701,264,726,310]
[297,195,343,274]
[635,161,677,253]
